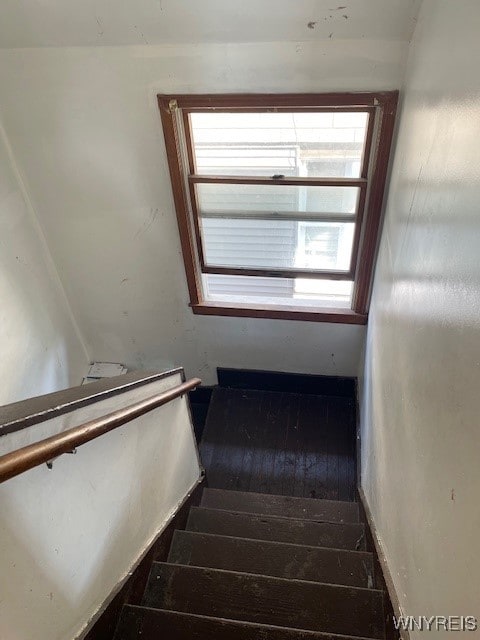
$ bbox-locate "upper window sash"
[181,107,374,281]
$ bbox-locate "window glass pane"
[197,184,359,216]
[190,112,368,177]
[203,274,353,308]
[202,219,354,271]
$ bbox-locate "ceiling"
[0,0,422,48]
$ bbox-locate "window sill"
[191,302,367,325]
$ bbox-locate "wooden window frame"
[158,92,398,325]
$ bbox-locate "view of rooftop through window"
[189,111,368,308]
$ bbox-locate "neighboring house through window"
[159,93,397,323]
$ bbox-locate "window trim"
[158,92,398,324]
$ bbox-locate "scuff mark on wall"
[134,208,161,239]
[133,25,149,45]
[95,16,104,37]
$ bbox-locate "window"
[158,93,397,324]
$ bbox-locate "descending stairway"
[113,488,386,640]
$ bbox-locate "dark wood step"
[187,507,366,551]
[168,530,374,588]
[114,605,378,640]
[201,488,359,523]
[142,563,385,638]
[200,387,356,502]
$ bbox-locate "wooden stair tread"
[168,530,374,588]
[201,488,359,523]
[187,507,366,550]
[114,605,382,640]
[142,562,384,638]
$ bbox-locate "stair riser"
[115,605,376,640]
[187,508,366,551]
[143,563,385,639]
[169,531,374,588]
[201,489,359,523]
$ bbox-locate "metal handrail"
[0,377,201,484]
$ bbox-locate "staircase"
[113,487,386,640]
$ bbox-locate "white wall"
[0,0,421,48]
[0,39,407,384]
[0,115,89,405]
[359,0,480,632]
[0,371,201,640]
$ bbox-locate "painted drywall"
[0,38,409,385]
[0,371,201,640]
[0,115,89,405]
[0,0,421,48]
[359,0,480,632]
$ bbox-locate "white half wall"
[0,38,407,383]
[0,372,201,640]
[359,0,480,632]
[0,115,89,405]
